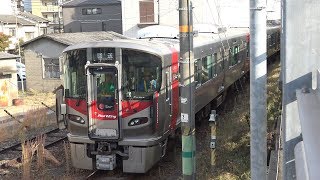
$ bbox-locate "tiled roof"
[0,15,35,26]
[18,12,49,23]
[62,0,120,7]
[0,52,20,60]
[22,31,128,47]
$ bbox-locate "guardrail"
[295,70,320,180]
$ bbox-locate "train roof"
[63,26,279,57]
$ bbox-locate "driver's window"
[95,71,116,111]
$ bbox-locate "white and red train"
[56,26,280,173]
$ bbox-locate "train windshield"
[122,50,162,100]
[63,49,87,98]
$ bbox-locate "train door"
[87,66,120,140]
[164,69,172,131]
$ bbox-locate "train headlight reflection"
[128,117,148,126]
[68,114,85,124]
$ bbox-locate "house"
[0,15,36,50]
[62,0,281,38]
[18,12,50,36]
[0,52,19,107]
[21,31,126,92]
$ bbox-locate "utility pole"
[250,0,267,179]
[13,0,24,93]
[179,0,195,179]
[58,0,62,33]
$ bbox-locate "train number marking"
[181,98,188,104]
[181,113,189,122]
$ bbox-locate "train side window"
[194,59,201,88]
[234,45,239,63]
[230,46,239,66]
[216,52,223,74]
[201,57,209,84]
[212,53,217,77]
[223,49,229,69]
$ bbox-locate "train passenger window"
[201,57,209,84]
[121,50,162,100]
[216,52,224,74]
[212,53,217,77]
[194,59,201,88]
[230,46,239,66]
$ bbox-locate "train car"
[56,25,280,173]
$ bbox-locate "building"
[0,52,19,107]
[19,12,50,35]
[62,0,122,34]
[21,31,126,92]
[0,14,49,51]
[0,0,24,15]
[26,0,67,33]
[62,0,281,38]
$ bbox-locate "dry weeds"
[21,140,38,180]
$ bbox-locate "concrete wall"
[63,4,122,34]
[23,38,66,92]
[0,59,18,107]
[122,0,280,38]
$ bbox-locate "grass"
[204,57,281,180]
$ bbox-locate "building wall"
[0,59,18,107]
[23,39,66,92]
[122,0,280,38]
[31,0,63,33]
[62,4,122,34]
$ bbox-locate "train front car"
[58,41,172,173]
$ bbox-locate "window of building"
[9,28,16,36]
[40,27,47,35]
[82,8,102,15]
[43,58,60,79]
[139,0,154,23]
[25,32,34,40]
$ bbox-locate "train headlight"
[68,114,85,124]
[128,117,148,126]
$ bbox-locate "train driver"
[98,73,115,107]
[138,72,156,92]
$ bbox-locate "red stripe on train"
[121,100,152,118]
[65,98,87,115]
[170,48,179,130]
[91,100,118,120]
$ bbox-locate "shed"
[21,31,127,92]
[0,52,19,107]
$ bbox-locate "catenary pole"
[179,0,195,179]
[250,0,267,179]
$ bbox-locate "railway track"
[0,127,68,167]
